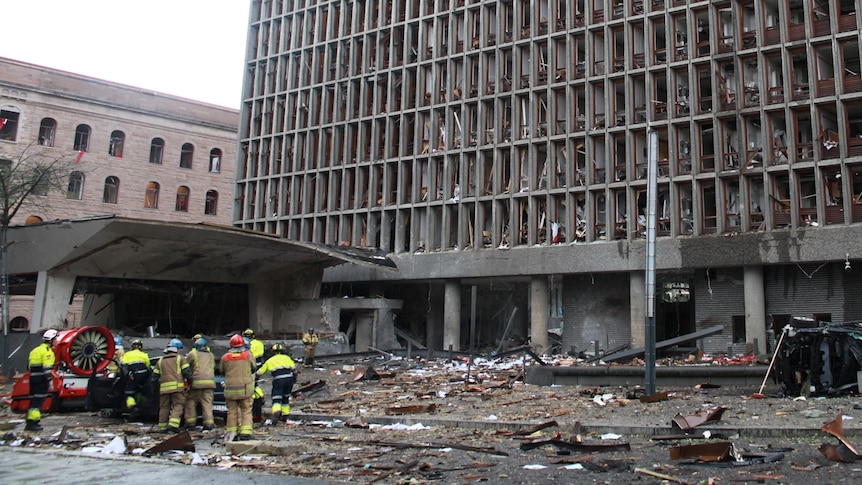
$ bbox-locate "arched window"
[209,148,222,173]
[180,143,194,169]
[176,185,189,212]
[0,105,21,141]
[108,130,125,157]
[175,186,190,212]
[38,118,57,146]
[103,176,119,204]
[67,171,85,199]
[149,138,164,164]
[205,190,218,215]
[25,215,43,224]
[144,181,160,208]
[74,124,91,152]
[10,316,29,332]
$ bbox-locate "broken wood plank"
[520,438,631,453]
[386,403,437,415]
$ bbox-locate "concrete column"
[31,271,76,331]
[443,280,461,351]
[248,282,276,334]
[744,265,767,352]
[354,313,374,352]
[530,276,549,354]
[630,271,646,348]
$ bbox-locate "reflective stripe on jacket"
[28,343,56,377]
[220,349,255,400]
[257,354,296,380]
[186,348,216,389]
[154,353,188,393]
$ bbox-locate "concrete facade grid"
[237,0,862,354]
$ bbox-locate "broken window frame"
[144,181,160,209]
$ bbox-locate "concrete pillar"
[31,271,76,331]
[354,313,374,352]
[443,280,461,351]
[744,265,767,352]
[630,271,646,348]
[530,276,549,354]
[248,282,276,334]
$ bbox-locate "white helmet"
[42,329,59,341]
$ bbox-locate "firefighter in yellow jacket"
[256,343,296,423]
[26,329,58,431]
[121,339,151,410]
[302,327,319,367]
[243,328,265,366]
[220,334,257,441]
[152,338,191,433]
[184,337,216,429]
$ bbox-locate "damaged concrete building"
[234,0,862,356]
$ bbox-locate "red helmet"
[230,334,246,348]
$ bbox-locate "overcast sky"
[2,0,250,109]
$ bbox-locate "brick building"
[0,57,237,225]
[234,0,862,356]
[0,56,239,333]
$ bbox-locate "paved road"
[0,448,344,485]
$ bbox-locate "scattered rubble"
[2,350,862,483]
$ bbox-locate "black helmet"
[272,343,285,353]
[131,339,143,350]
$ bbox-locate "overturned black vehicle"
[775,320,862,397]
[86,358,264,423]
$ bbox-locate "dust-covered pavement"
[3,354,862,484]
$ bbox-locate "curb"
[289,412,862,439]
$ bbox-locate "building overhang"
[7,215,396,284]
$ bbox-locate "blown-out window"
[180,143,194,169]
[67,171,85,199]
[175,186,189,212]
[39,118,57,146]
[205,190,218,215]
[0,107,21,141]
[144,181,160,208]
[103,176,119,204]
[209,148,222,173]
[74,124,91,152]
[108,130,125,157]
[149,138,164,164]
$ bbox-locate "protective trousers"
[226,396,253,435]
[27,374,48,423]
[184,388,215,428]
[158,392,186,431]
[270,375,295,415]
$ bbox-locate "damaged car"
[774,319,862,397]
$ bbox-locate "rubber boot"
[25,420,43,431]
[272,410,282,423]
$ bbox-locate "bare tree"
[1,143,78,374]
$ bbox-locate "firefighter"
[302,327,319,367]
[243,328,265,366]
[26,329,58,431]
[152,338,191,433]
[121,339,151,410]
[192,333,209,350]
[107,336,124,374]
[220,333,256,441]
[256,343,296,423]
[184,337,216,430]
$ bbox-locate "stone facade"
[0,57,238,225]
